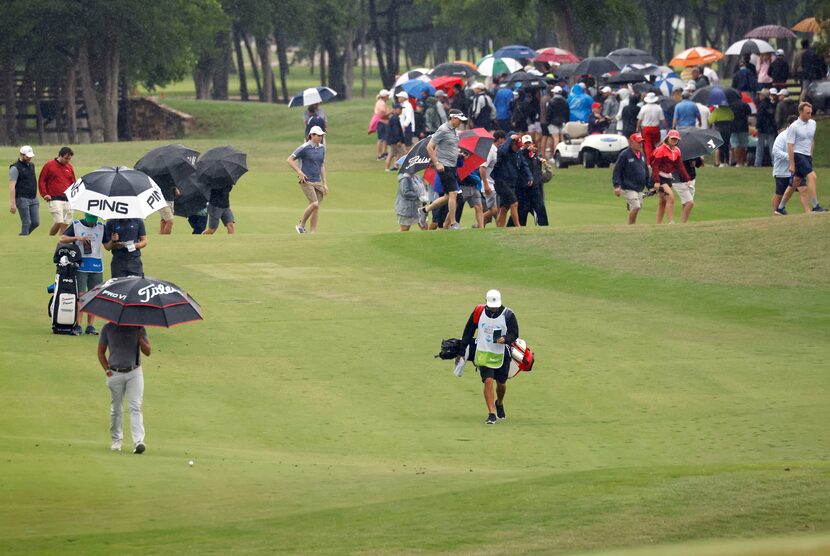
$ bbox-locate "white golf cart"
[553,122,628,169]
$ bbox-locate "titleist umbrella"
[66,167,165,220]
[398,137,431,175]
[195,146,248,189]
[79,276,203,328]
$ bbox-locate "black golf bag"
[48,243,82,334]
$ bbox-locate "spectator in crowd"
[492,134,532,228]
[620,91,641,138]
[374,89,391,160]
[59,213,109,335]
[568,83,593,123]
[709,103,734,167]
[775,89,798,131]
[494,80,514,132]
[636,92,666,163]
[729,98,751,166]
[413,102,427,140]
[517,135,549,226]
[601,86,619,133]
[755,89,777,167]
[395,91,415,146]
[470,82,495,130]
[702,63,719,86]
[38,146,76,236]
[425,90,447,134]
[691,66,709,89]
[478,130,507,227]
[451,83,470,123]
[769,49,789,89]
[650,129,691,224]
[757,52,773,88]
[8,145,39,236]
[800,42,827,101]
[612,133,653,224]
[456,151,486,229]
[546,86,570,152]
[732,60,757,93]
[104,218,147,278]
[588,102,610,134]
[793,40,809,81]
[385,103,406,172]
[672,89,701,130]
[538,86,552,156]
[304,104,327,138]
[287,125,329,233]
[695,93,711,130]
[395,166,427,231]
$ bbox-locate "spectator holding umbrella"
[650,130,691,224]
[385,104,406,172]
[769,49,789,89]
[546,86,570,152]
[492,134,532,228]
[202,183,235,235]
[304,104,327,138]
[287,125,328,233]
[708,103,734,167]
[691,67,710,89]
[621,91,641,138]
[729,98,751,166]
[732,60,757,94]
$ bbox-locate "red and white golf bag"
[508,338,535,379]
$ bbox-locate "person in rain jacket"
[568,83,594,123]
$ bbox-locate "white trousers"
[107,366,144,445]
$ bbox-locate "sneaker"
[495,402,506,420]
[85,325,98,335]
[71,324,82,336]
[133,442,146,454]
[485,413,497,425]
[384,168,394,172]
[417,206,429,228]
[295,222,306,234]
[449,223,462,230]
[812,205,828,213]
[110,442,122,452]
[774,207,788,216]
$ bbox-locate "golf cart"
[553,122,628,168]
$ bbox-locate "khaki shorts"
[674,180,696,205]
[301,181,327,204]
[48,200,73,225]
[622,189,643,211]
[158,201,174,221]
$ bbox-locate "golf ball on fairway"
[188,460,194,466]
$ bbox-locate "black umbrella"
[134,144,199,190]
[691,85,741,106]
[572,57,620,77]
[677,128,724,161]
[505,71,547,89]
[430,63,480,78]
[398,137,431,175]
[195,146,248,189]
[79,276,203,328]
[172,174,210,218]
[606,72,648,85]
[607,48,658,68]
[632,82,660,95]
[553,63,577,78]
[66,166,165,220]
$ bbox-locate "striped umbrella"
[535,47,580,64]
[725,39,774,56]
[476,55,522,77]
[393,69,431,88]
[669,46,724,67]
[657,77,686,96]
[66,167,165,220]
[287,86,338,107]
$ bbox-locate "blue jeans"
[15,197,40,235]
[755,133,774,167]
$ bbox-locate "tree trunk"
[65,61,77,144]
[256,36,274,103]
[233,27,249,101]
[344,31,355,100]
[118,72,130,141]
[550,0,578,55]
[1,54,16,145]
[99,43,120,142]
[34,81,44,145]
[273,21,290,102]
[77,41,104,142]
[212,32,231,100]
[319,47,326,86]
[244,35,262,100]
[193,66,212,100]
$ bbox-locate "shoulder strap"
[472,304,485,324]
[504,308,513,322]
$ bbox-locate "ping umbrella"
[744,25,796,39]
[476,54,522,77]
[535,47,580,64]
[430,63,480,78]
[572,57,620,77]
[607,48,658,67]
[691,85,741,106]
[677,128,723,161]
[669,46,724,66]
[195,146,248,189]
[79,276,203,328]
[393,69,431,87]
[66,167,165,220]
[725,39,774,56]
[287,86,338,107]
[494,45,537,59]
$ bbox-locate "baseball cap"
[308,125,326,136]
[435,90,447,97]
[552,86,563,93]
[601,86,612,93]
[395,91,408,98]
[485,289,502,308]
[591,102,602,109]
[19,145,34,158]
[667,129,681,140]
[776,49,785,56]
[448,109,468,121]
[769,87,779,95]
[521,134,533,144]
[378,89,389,97]
[629,133,643,142]
[780,88,789,96]
[472,82,485,90]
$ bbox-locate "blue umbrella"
[397,80,436,98]
[494,45,537,59]
[691,85,740,107]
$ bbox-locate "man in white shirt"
[395,91,415,146]
[478,131,507,226]
[785,102,826,212]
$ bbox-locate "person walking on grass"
[395,166,427,231]
[778,103,827,214]
[419,109,467,229]
[98,322,151,454]
[8,145,39,236]
[650,130,691,224]
[38,146,76,236]
[771,119,801,215]
[459,289,519,425]
[613,133,653,225]
[492,134,532,228]
[60,213,109,335]
[287,125,329,234]
[202,183,235,235]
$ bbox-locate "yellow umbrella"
[792,17,822,34]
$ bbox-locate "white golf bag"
[48,244,82,334]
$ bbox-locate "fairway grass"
[1,101,829,554]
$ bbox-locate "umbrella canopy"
[607,48,658,67]
[476,54,522,77]
[691,85,741,106]
[393,70,431,87]
[172,174,210,218]
[66,167,165,220]
[396,80,436,98]
[195,146,248,189]
[458,128,495,160]
[793,17,822,33]
[79,276,203,328]
[398,137,431,175]
[657,76,686,96]
[677,128,723,160]
[632,82,660,95]
[430,62,480,78]
[606,72,648,85]
[134,144,198,184]
[494,45,537,59]
[430,76,464,95]
[622,63,676,77]
[744,25,797,39]
[535,47,580,64]
[552,63,577,78]
[572,57,620,77]
[287,86,338,107]
[505,71,547,89]
[669,46,724,66]
[725,38,774,56]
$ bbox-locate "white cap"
[485,289,502,308]
[472,82,486,90]
[395,91,408,98]
[521,134,533,144]
[780,88,789,96]
[601,86,612,93]
[776,49,784,56]
[578,82,586,89]
[308,125,326,136]
[685,81,696,90]
[552,85,563,93]
[769,87,779,95]
[19,145,34,158]
[378,89,390,97]
[644,92,659,103]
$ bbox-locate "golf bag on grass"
[47,243,82,334]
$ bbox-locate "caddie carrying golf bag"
[48,243,82,334]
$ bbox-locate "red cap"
[667,129,681,140]
[629,133,643,142]
[591,102,602,109]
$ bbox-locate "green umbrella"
[476,55,522,77]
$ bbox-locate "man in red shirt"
[38,146,76,235]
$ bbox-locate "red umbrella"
[424,128,494,184]
[430,76,464,96]
[535,47,580,64]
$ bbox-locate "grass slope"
[0,97,829,555]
